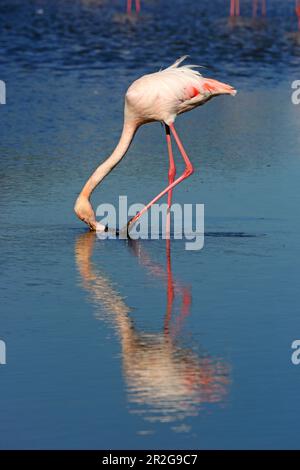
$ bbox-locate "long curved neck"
[80,119,138,200]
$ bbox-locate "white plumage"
[125,56,236,125]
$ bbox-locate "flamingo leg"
[253,0,258,17]
[165,125,176,209]
[135,0,141,13]
[128,123,194,229]
[262,0,266,16]
[230,0,241,17]
[296,0,300,30]
[127,0,132,14]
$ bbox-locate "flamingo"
[74,57,236,232]
[296,0,300,30]
[230,0,240,17]
[253,0,266,17]
[127,0,141,14]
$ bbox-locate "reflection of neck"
[75,233,133,344]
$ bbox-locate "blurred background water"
[1,0,300,450]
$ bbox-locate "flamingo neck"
[81,120,137,199]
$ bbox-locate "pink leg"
[297,1,300,30]
[165,125,176,209]
[253,0,258,17]
[127,0,132,14]
[135,0,141,13]
[128,123,194,228]
[262,0,266,16]
[230,0,235,17]
[236,0,240,16]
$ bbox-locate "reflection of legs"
[128,123,193,228]
[164,238,175,335]
[172,287,192,338]
[128,237,192,337]
[164,238,192,338]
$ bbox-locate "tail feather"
[170,56,190,68]
[168,56,204,74]
[202,78,237,96]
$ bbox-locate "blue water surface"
[0,0,300,450]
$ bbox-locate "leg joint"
[183,166,194,178]
[168,167,176,179]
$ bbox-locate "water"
[1,0,300,450]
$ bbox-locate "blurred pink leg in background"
[127,0,132,14]
[230,0,240,17]
[296,0,300,30]
[135,0,141,13]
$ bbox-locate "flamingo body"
[125,57,236,126]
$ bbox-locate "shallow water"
[1,0,300,450]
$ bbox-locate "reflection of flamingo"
[127,237,191,337]
[75,233,229,422]
[127,0,141,14]
[74,57,236,232]
[296,1,300,30]
[253,0,266,17]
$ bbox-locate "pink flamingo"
[253,0,266,17]
[127,0,141,14]
[296,0,300,30]
[74,57,236,232]
[230,0,240,17]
